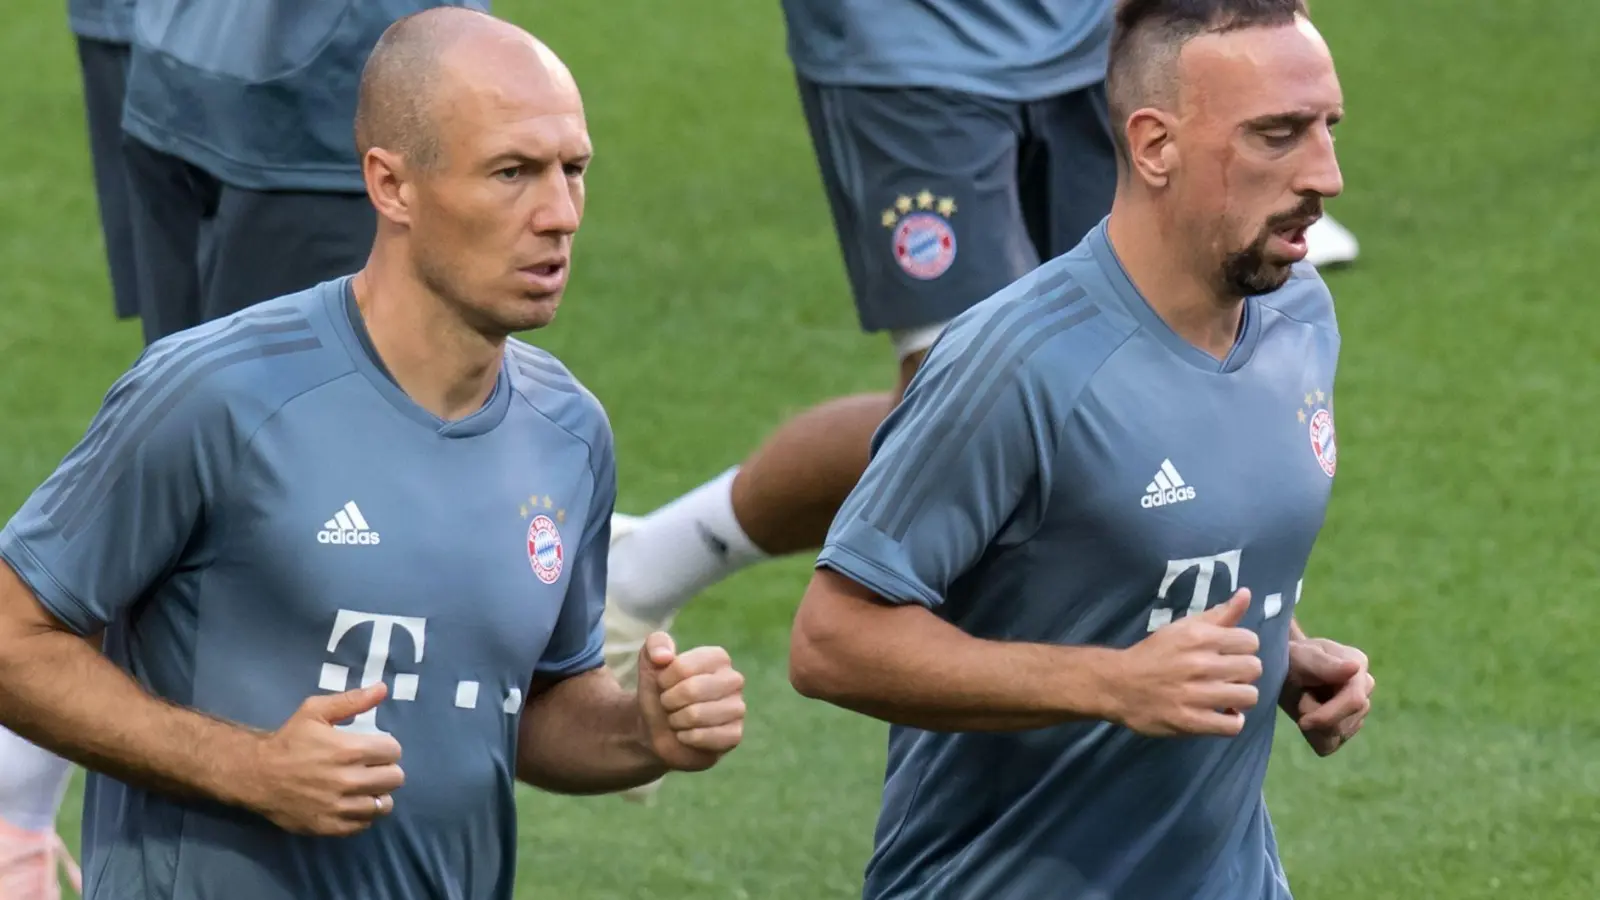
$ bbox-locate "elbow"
[787,597,847,702]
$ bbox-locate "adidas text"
[1141,486,1196,509]
[318,529,381,546]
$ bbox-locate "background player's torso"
[868,233,1339,900]
[781,0,1114,101]
[121,0,490,191]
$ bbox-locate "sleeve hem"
[816,544,944,609]
[535,626,605,678]
[0,526,104,636]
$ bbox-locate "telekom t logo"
[1147,550,1242,632]
[1145,549,1298,632]
[319,610,427,735]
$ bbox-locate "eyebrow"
[485,148,594,168]
[1244,109,1343,131]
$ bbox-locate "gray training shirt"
[781,0,1116,101]
[818,218,1341,899]
[1,277,614,899]
[121,0,490,191]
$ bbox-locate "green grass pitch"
[3,1,1598,896]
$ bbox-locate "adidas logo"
[317,501,382,546]
[1141,460,1196,509]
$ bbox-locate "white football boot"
[1305,215,1360,268]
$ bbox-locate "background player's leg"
[201,187,376,322]
[123,136,211,345]
[74,37,140,321]
[604,83,1036,723]
[1026,81,1120,260]
[0,727,78,900]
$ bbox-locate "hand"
[245,683,406,836]
[636,633,746,772]
[1105,589,1263,737]
[1281,637,1373,756]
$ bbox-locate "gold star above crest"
[916,190,935,210]
[881,209,898,228]
[519,504,529,518]
[895,195,913,213]
[936,197,957,217]
[556,509,566,524]
[1315,390,1326,403]
[1297,409,1307,423]
[543,496,553,509]
[1304,393,1314,407]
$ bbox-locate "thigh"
[1022,81,1119,259]
[122,136,209,345]
[75,38,140,320]
[203,188,376,320]
[795,77,1039,335]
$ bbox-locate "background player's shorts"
[75,38,139,321]
[123,136,376,345]
[795,77,1118,345]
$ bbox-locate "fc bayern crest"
[1308,407,1337,477]
[892,212,957,280]
[526,514,564,584]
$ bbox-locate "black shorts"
[795,77,1117,339]
[123,136,377,346]
[76,37,139,321]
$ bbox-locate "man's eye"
[495,166,522,181]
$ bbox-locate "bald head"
[354,8,574,172]
[1106,0,1309,165]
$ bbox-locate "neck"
[351,245,504,422]
[1105,191,1244,361]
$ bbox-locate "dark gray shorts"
[76,37,139,321]
[795,77,1117,335]
[123,136,376,346]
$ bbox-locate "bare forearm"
[812,641,1118,732]
[516,669,666,794]
[0,626,263,808]
[790,574,1119,732]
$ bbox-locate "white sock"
[610,467,768,622]
[0,728,72,832]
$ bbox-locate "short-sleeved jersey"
[0,277,614,900]
[121,0,488,192]
[818,218,1340,900]
[780,0,1114,102]
[68,0,136,43]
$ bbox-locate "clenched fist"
[1281,637,1374,756]
[635,633,746,772]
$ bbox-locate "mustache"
[1266,199,1324,231]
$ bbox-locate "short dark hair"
[1105,0,1310,163]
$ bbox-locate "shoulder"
[114,285,355,438]
[1255,261,1338,336]
[928,256,1138,402]
[504,338,614,467]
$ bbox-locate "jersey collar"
[1087,219,1262,375]
[326,277,513,438]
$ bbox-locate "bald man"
[0,9,746,899]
